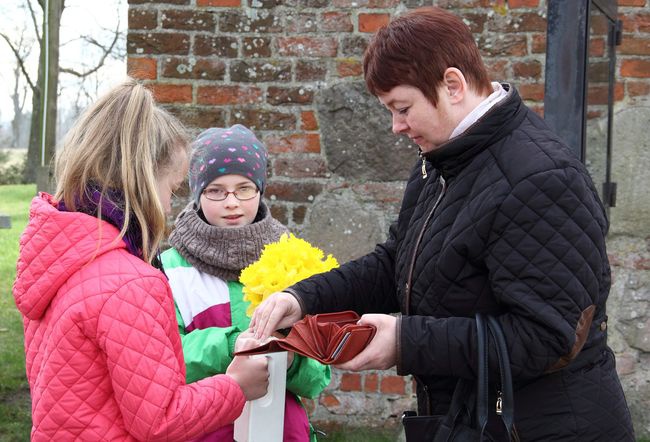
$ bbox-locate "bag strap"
[486,315,517,441]
[475,313,490,435]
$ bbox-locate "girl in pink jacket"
[12,78,269,441]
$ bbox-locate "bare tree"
[1,0,123,186]
[9,30,32,148]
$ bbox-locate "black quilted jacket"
[291,85,634,440]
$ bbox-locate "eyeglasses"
[202,186,259,201]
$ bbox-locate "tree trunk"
[25,0,64,189]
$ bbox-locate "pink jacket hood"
[14,193,126,320]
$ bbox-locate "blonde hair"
[54,77,189,264]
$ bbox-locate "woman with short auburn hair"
[252,7,634,441]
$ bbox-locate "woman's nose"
[392,115,408,134]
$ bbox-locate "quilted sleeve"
[285,355,331,399]
[290,221,401,315]
[98,274,246,441]
[483,167,606,377]
[175,303,243,384]
[400,167,606,381]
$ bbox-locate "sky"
[0,0,127,125]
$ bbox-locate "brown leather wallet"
[234,311,376,364]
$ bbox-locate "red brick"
[621,13,650,33]
[128,9,157,30]
[462,13,487,33]
[364,373,378,392]
[148,83,192,103]
[380,375,405,395]
[285,13,317,33]
[301,111,318,131]
[340,373,362,391]
[322,12,353,32]
[296,60,327,81]
[589,38,606,58]
[198,0,240,5]
[165,106,226,128]
[484,59,508,80]
[162,9,215,31]
[333,0,398,5]
[266,181,324,203]
[590,14,608,36]
[618,0,646,6]
[269,204,288,225]
[513,60,542,79]
[491,12,546,33]
[621,59,650,78]
[478,35,527,57]
[519,83,544,102]
[319,393,341,409]
[265,134,321,154]
[293,206,307,224]
[127,57,157,80]
[274,157,327,179]
[194,35,238,57]
[627,81,650,97]
[531,33,546,54]
[507,0,539,7]
[161,58,225,80]
[197,85,262,105]
[619,36,650,56]
[242,37,272,58]
[587,83,624,105]
[437,0,491,6]
[336,59,363,78]
[127,32,190,55]
[230,60,292,82]
[359,13,390,33]
[266,86,314,105]
[232,110,296,131]
[220,10,281,33]
[129,0,188,4]
[277,37,338,57]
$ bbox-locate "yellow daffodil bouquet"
[240,233,339,316]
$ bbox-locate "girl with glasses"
[161,124,330,441]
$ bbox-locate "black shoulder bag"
[402,314,519,442]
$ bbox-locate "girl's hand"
[226,355,269,401]
[234,330,262,353]
[250,291,302,340]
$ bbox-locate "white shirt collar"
[449,82,509,140]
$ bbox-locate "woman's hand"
[250,291,303,340]
[334,314,398,372]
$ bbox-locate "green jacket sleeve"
[175,304,242,384]
[285,355,331,399]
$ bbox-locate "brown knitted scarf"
[169,201,288,281]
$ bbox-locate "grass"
[0,184,35,441]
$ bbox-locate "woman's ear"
[442,67,467,104]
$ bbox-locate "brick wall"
[127,0,650,432]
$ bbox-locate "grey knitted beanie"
[189,124,268,207]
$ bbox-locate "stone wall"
[127,0,650,436]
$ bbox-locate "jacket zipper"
[404,175,446,417]
[404,175,447,316]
